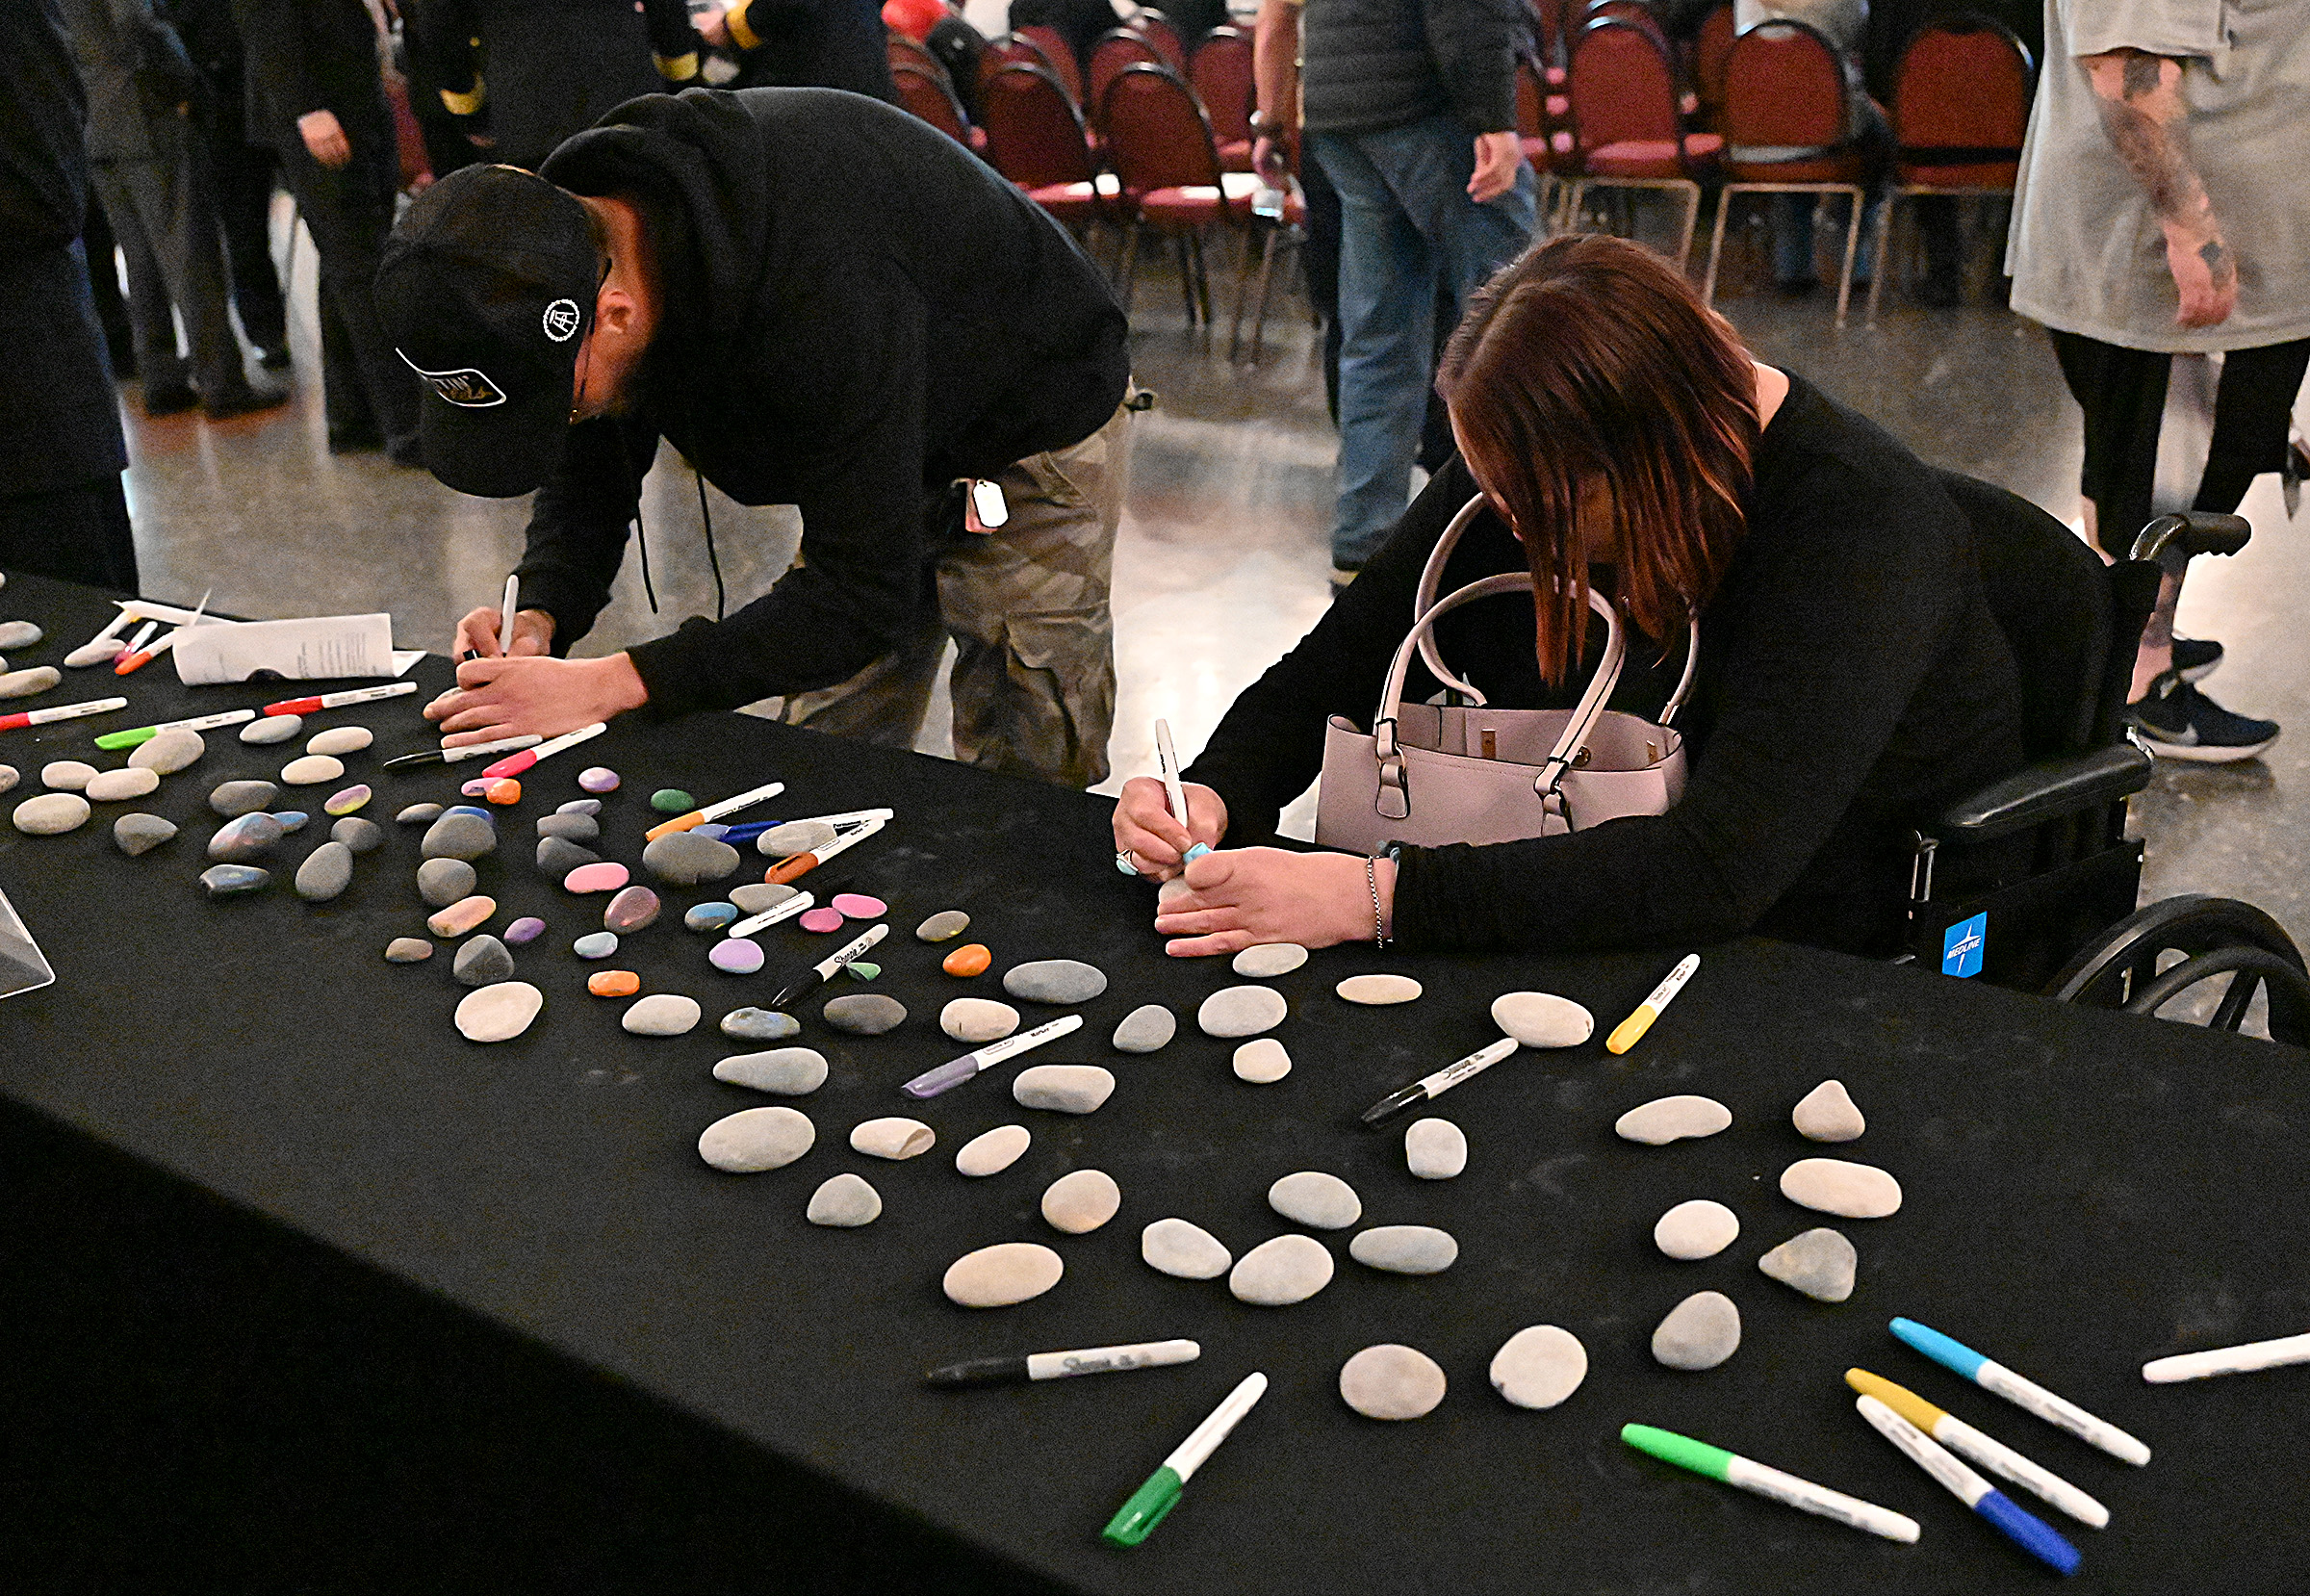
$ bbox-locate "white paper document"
[173,614,403,683]
[0,882,57,1000]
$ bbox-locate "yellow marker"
[1605,953,1698,1053]
[1845,1369,2109,1529]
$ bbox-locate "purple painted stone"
[504,915,547,944]
[798,906,845,934]
[709,938,766,974]
[562,861,629,893]
[578,766,620,793]
[830,892,886,919]
[603,884,660,932]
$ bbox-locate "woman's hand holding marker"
[1113,777,1226,880]
[424,652,649,747]
[451,605,555,660]
[1155,847,1390,957]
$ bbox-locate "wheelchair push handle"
[2130,510,2250,564]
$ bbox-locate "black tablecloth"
[3,572,2307,1595]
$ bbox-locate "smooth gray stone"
[1197,985,1287,1038]
[941,997,1020,1043]
[1758,1227,1859,1302]
[1013,1064,1115,1114]
[914,909,970,942]
[239,714,300,745]
[1793,1079,1867,1142]
[128,727,207,775]
[698,1106,814,1172]
[1615,1094,1733,1146]
[573,931,619,960]
[1231,942,1309,978]
[1780,1158,1903,1219]
[13,792,90,835]
[0,620,43,649]
[534,812,600,841]
[295,840,354,902]
[1002,958,1108,1005]
[730,882,799,914]
[113,812,178,856]
[331,816,385,853]
[850,1117,936,1160]
[713,1047,829,1094]
[556,798,602,815]
[396,802,443,825]
[1111,1003,1176,1054]
[822,993,907,1035]
[1490,1326,1588,1409]
[65,639,124,667]
[1655,1199,1740,1260]
[623,992,701,1036]
[1652,1291,1742,1370]
[1141,1217,1231,1279]
[1339,1345,1447,1420]
[421,811,497,862]
[1041,1168,1121,1234]
[418,857,477,908]
[0,764,15,795]
[207,811,285,862]
[384,937,432,963]
[1232,1038,1292,1083]
[1228,1233,1334,1305]
[452,934,515,986]
[0,665,60,698]
[40,760,95,790]
[955,1123,1032,1176]
[1491,991,1595,1048]
[208,780,277,817]
[1405,1118,1467,1179]
[603,884,660,932]
[1269,1171,1361,1230]
[1348,1224,1458,1274]
[642,830,741,886]
[720,1006,800,1042]
[757,819,836,859]
[807,1172,883,1227]
[536,836,600,877]
[199,862,270,896]
[941,1242,1063,1307]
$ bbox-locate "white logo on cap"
[398,348,507,408]
[542,298,582,342]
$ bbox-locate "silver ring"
[1115,848,1140,877]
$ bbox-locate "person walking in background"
[694,0,898,101]
[2009,0,2308,762]
[160,0,291,370]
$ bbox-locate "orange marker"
[764,816,886,885]
[642,778,784,841]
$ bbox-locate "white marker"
[901,1013,1086,1098]
[726,891,815,940]
[479,720,606,778]
[763,814,885,884]
[2144,1330,2310,1384]
[1856,1396,2081,1574]
[2,696,130,733]
[498,573,520,656]
[1153,717,1208,862]
[645,778,786,840]
[263,681,422,715]
[1847,1369,2108,1529]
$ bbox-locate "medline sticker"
[1941,913,1987,978]
[542,298,581,341]
[397,349,506,408]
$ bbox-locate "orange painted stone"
[588,969,641,998]
[942,942,991,978]
[485,778,523,806]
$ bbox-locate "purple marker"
[903,1014,1083,1099]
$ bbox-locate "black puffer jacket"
[1300,0,1522,137]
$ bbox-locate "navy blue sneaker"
[2171,636,2222,682]
[2125,669,2277,762]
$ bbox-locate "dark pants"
[273,122,419,452]
[0,478,140,594]
[89,120,251,405]
[200,105,289,355]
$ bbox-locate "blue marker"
[1855,1395,2080,1575]
[1154,719,1210,863]
[1891,1319,2151,1466]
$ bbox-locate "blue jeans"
[1312,116,1537,569]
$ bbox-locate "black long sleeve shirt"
[1185,373,2027,959]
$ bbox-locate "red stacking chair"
[1692,1,1734,128]
[1701,18,1873,325]
[1191,26,1256,171]
[1866,13,2034,321]
[1099,63,1259,327]
[1564,17,1721,266]
[1133,9,1189,69]
[889,33,942,81]
[1088,29,1164,112]
[1014,22,1083,103]
[1515,56,1578,227]
[979,63,1117,235]
[985,32,1059,82]
[893,62,980,149]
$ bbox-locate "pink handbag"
[1315,494,1698,856]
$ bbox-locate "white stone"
[0,665,61,698]
[83,766,160,802]
[956,1123,1031,1176]
[64,638,125,667]
[1268,1171,1361,1230]
[240,714,300,744]
[1758,1227,1858,1302]
[1781,1157,1902,1219]
[1793,1079,1866,1142]
[1013,1063,1115,1114]
[698,1105,814,1172]
[1198,984,1286,1038]
[1339,1345,1446,1420]
[943,1242,1064,1307]
[1040,1168,1121,1234]
[1228,1233,1334,1305]
[806,1172,883,1227]
[1491,991,1595,1048]
[622,993,702,1037]
[1337,973,1422,1005]
[1232,1037,1292,1083]
[1141,1217,1231,1279]
[129,727,207,773]
[1654,1199,1741,1260]
[1490,1326,1588,1408]
[1348,1224,1458,1274]
[1653,1290,1742,1370]
[305,726,372,757]
[1405,1117,1467,1179]
[0,764,14,795]
[40,760,95,790]
[1111,1003,1176,1053]
[940,996,1020,1043]
[12,792,90,835]
[850,1117,936,1160]
[279,754,344,786]
[1156,875,1192,909]
[454,980,543,1043]
[1232,942,1308,978]
[1615,1094,1732,1145]
[712,1047,829,1094]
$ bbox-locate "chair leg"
[1701,185,1736,302]
[1119,223,1140,315]
[1242,226,1281,361]
[1865,192,1897,326]
[1225,225,1254,358]
[1564,180,1586,234]
[1832,184,1863,327]
[1674,181,1699,271]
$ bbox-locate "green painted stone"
[650,787,695,813]
[845,962,881,980]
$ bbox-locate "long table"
[3,570,2306,1593]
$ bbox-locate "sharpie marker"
[765,815,885,885]
[91,707,252,748]
[726,891,815,940]
[2144,1330,2310,1384]
[116,586,211,674]
[728,806,895,849]
[1102,1372,1268,1548]
[380,733,542,772]
[1620,1424,1918,1543]
[263,682,419,716]
[1154,718,1209,863]
[644,779,785,841]
[767,922,887,1010]
[480,721,605,779]
[902,1014,1085,1099]
[927,1338,1199,1389]
[1606,953,1699,1053]
[2,696,129,734]
[1856,1395,2079,1574]
[1360,1036,1517,1126]
[1891,1319,2149,1467]
[1847,1369,2107,1529]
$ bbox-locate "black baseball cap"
[376,165,602,498]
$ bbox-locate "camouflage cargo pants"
[774,398,1132,789]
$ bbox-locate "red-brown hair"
[1437,234,1759,683]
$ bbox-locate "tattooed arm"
[2081,49,2234,328]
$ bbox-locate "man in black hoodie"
[376,88,1133,787]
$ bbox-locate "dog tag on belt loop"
[966,479,1009,532]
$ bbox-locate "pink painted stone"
[798,906,845,934]
[578,766,620,793]
[425,894,496,938]
[563,862,630,894]
[462,778,491,798]
[709,938,765,974]
[603,884,661,932]
[830,892,886,918]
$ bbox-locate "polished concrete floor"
[99,199,2310,980]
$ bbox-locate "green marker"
[1102,1371,1267,1547]
[1621,1424,1919,1542]
[93,708,255,750]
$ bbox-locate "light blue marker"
[1154,719,1211,863]
[1891,1318,2151,1466]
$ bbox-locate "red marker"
[480,721,606,779]
[263,681,420,716]
[0,696,129,732]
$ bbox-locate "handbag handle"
[1414,493,1702,725]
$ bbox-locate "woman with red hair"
[1116,234,2026,959]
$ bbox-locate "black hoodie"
[516,88,1129,716]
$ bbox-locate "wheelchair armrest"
[2131,510,2250,563]
[1931,742,2154,843]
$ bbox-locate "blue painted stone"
[720,1007,800,1042]
[685,901,739,932]
[574,931,619,960]
[270,811,309,833]
[446,805,495,822]
[208,811,285,862]
[200,863,270,896]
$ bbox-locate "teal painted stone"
[650,787,695,814]
[200,863,270,896]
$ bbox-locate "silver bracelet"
[1366,856,1391,948]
